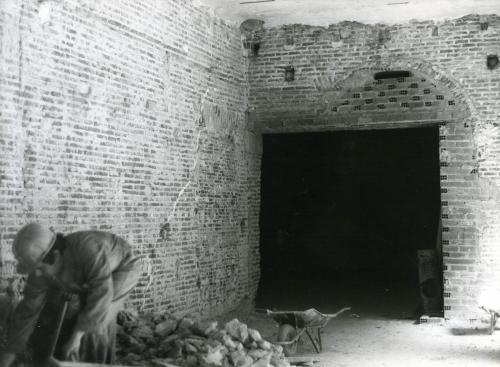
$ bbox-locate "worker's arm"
[62,240,114,360]
[1,274,48,364]
[73,240,114,333]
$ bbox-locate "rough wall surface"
[248,15,500,321]
[0,0,261,317]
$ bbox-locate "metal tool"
[40,292,73,367]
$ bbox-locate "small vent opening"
[374,70,412,80]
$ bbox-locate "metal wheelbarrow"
[261,307,351,356]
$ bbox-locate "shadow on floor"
[256,277,423,321]
[450,328,493,336]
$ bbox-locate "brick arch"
[325,57,477,120]
[257,59,477,134]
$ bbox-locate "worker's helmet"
[12,223,56,274]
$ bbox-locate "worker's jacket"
[5,231,141,354]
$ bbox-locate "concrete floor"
[316,317,500,367]
[240,311,500,367]
[240,284,500,366]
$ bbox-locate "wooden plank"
[53,362,132,367]
[52,360,179,367]
[287,355,321,364]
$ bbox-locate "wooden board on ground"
[52,361,179,367]
[287,355,321,365]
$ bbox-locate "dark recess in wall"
[374,70,412,79]
[257,126,441,315]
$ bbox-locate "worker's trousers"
[30,258,142,365]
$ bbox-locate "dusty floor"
[227,283,500,366]
[236,311,500,367]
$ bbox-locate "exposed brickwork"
[0,0,261,317]
[325,74,456,115]
[248,15,500,321]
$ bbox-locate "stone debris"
[247,329,262,344]
[116,310,290,367]
[156,319,179,338]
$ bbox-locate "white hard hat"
[12,223,56,274]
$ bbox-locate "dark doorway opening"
[257,126,442,319]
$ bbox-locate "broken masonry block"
[132,322,155,341]
[225,319,249,343]
[166,343,183,359]
[150,312,169,324]
[236,341,244,351]
[162,333,181,345]
[185,337,206,352]
[158,335,180,355]
[248,328,262,343]
[191,319,218,337]
[155,319,178,338]
[270,344,283,354]
[222,334,238,350]
[248,349,271,360]
[229,350,247,365]
[151,358,180,367]
[244,340,258,349]
[185,355,198,367]
[258,340,272,351]
[121,353,143,365]
[235,355,254,367]
[144,348,159,359]
[117,309,139,325]
[184,341,198,353]
[250,353,273,367]
[120,334,147,354]
[177,317,195,336]
[271,357,291,367]
[200,344,227,366]
[117,312,290,367]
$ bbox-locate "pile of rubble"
[116,311,291,367]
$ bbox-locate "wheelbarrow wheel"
[278,324,297,356]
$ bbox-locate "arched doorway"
[256,66,477,321]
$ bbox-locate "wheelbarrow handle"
[325,307,352,318]
[262,309,302,316]
[255,308,290,317]
[257,307,352,318]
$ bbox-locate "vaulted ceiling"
[196,0,500,27]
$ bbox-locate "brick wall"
[248,15,500,321]
[0,0,261,317]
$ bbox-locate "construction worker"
[0,223,142,366]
